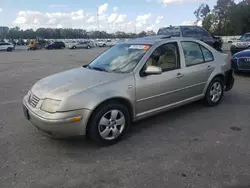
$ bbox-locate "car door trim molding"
[136,81,206,102]
[136,94,204,118]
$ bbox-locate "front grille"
[238,58,250,70]
[28,91,40,107]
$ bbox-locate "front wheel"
[87,45,91,49]
[88,102,130,146]
[204,78,224,106]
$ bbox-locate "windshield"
[88,43,151,73]
[240,33,250,41]
[157,27,181,37]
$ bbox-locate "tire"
[103,44,106,47]
[204,77,224,106]
[87,45,91,49]
[7,47,13,52]
[73,46,76,49]
[88,102,131,146]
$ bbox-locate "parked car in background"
[231,49,250,72]
[0,42,14,52]
[27,40,47,50]
[230,33,250,55]
[23,36,234,145]
[157,26,223,51]
[17,39,25,46]
[97,39,114,47]
[68,40,95,49]
[45,41,65,49]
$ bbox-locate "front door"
[135,42,186,117]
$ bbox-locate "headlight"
[41,99,61,113]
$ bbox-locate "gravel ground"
[1,46,250,188]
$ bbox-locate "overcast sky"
[0,0,242,33]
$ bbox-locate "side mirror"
[144,65,162,76]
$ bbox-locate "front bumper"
[231,59,250,73]
[23,95,91,138]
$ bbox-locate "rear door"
[179,41,215,97]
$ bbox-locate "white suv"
[97,39,114,47]
[0,42,14,52]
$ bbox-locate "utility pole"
[135,13,137,34]
[97,8,100,31]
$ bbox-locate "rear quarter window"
[196,27,210,37]
[200,45,214,61]
[181,26,197,37]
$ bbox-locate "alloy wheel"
[98,110,125,140]
[210,82,222,103]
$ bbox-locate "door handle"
[207,65,213,70]
[176,73,184,78]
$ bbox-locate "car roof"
[122,35,198,45]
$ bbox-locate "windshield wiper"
[89,66,107,72]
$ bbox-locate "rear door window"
[181,41,204,66]
[181,41,214,66]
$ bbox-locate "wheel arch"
[85,97,134,136]
[203,73,225,95]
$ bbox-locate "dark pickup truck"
[157,26,223,51]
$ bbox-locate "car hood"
[233,49,250,58]
[31,67,125,100]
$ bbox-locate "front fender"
[58,74,135,113]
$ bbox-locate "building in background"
[0,26,9,34]
[0,27,9,41]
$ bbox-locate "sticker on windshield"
[129,45,150,51]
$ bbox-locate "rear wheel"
[7,47,13,52]
[88,102,130,146]
[204,77,224,106]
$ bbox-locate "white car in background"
[0,42,14,52]
[97,39,114,47]
[68,41,95,49]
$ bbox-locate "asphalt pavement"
[1,46,250,188]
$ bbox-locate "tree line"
[1,0,249,40]
[194,0,250,35]
[0,27,154,40]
